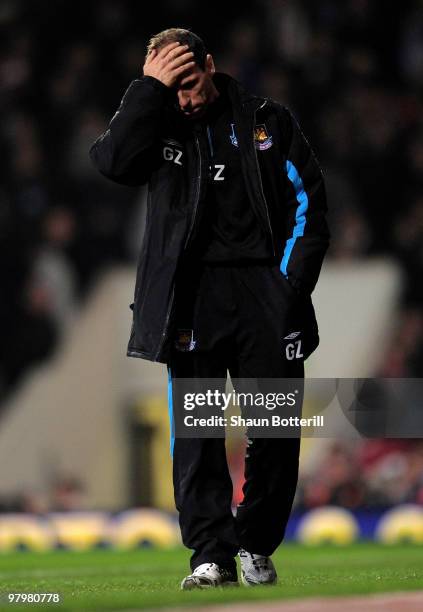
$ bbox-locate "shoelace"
[193,564,234,580]
[194,563,215,575]
[251,556,270,571]
[239,549,270,571]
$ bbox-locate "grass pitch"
[0,544,421,611]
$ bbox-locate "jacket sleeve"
[89,76,170,186]
[278,107,330,294]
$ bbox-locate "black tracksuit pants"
[167,260,304,574]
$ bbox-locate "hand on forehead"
[177,64,200,88]
[143,41,196,88]
[151,41,189,59]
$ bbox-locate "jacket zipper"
[155,103,273,360]
[154,134,202,360]
[183,134,202,249]
[253,100,276,256]
[206,125,214,159]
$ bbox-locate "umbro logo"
[284,331,301,340]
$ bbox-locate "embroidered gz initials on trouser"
[286,340,303,360]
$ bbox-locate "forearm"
[279,108,330,294]
[89,76,169,180]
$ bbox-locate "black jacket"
[89,72,330,363]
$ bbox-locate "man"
[90,28,329,589]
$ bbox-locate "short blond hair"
[146,28,207,68]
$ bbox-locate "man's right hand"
[143,42,195,88]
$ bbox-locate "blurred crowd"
[3,439,423,514]
[0,474,86,514]
[295,439,423,510]
[0,0,422,400]
[228,437,423,511]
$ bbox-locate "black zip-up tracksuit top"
[89,72,330,363]
[192,89,271,262]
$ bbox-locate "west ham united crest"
[254,124,273,150]
[230,123,273,150]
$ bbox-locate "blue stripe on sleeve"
[280,160,309,276]
[167,366,175,457]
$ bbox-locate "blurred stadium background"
[0,0,422,552]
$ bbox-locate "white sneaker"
[238,548,277,586]
[181,562,239,590]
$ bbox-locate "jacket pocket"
[271,265,299,303]
[280,272,299,300]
